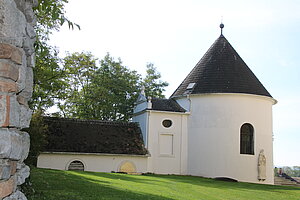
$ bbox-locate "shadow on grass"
[148,174,300,192]
[73,170,300,192]
[73,170,168,185]
[29,168,173,200]
[29,168,300,200]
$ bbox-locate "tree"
[88,54,141,121]
[58,52,98,118]
[282,166,300,177]
[24,110,48,166]
[34,0,80,40]
[30,0,80,111]
[56,53,170,120]
[30,44,66,110]
[57,52,141,121]
[142,63,169,98]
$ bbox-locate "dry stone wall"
[0,0,36,199]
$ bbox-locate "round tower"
[171,25,276,184]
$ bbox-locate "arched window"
[68,160,84,171]
[240,123,254,155]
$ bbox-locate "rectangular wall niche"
[159,134,174,156]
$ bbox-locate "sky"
[49,0,300,167]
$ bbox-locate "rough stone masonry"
[0,0,36,199]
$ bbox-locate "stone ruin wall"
[0,0,36,199]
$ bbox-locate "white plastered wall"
[176,93,275,184]
[37,153,148,173]
[145,111,188,175]
[132,112,148,146]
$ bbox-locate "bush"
[23,110,48,166]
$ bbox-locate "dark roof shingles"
[171,35,272,98]
[150,98,186,112]
[43,117,148,155]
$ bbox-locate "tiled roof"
[171,35,272,98]
[150,98,186,113]
[43,117,148,155]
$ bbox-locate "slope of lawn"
[26,167,300,200]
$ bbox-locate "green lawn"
[26,168,300,200]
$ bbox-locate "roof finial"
[220,16,224,36]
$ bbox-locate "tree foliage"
[30,0,80,111]
[142,63,169,98]
[281,166,300,177]
[58,53,141,121]
[24,111,48,166]
[34,0,80,40]
[58,52,98,118]
[88,54,141,120]
[55,52,169,121]
[30,44,66,110]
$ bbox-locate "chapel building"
[38,25,276,184]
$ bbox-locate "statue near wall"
[258,149,266,181]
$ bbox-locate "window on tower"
[240,123,254,155]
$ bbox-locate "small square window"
[186,83,196,89]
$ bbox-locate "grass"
[26,167,300,200]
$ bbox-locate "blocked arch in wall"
[118,160,137,173]
[67,159,85,171]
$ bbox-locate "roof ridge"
[43,116,138,126]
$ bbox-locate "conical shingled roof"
[171,35,272,98]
